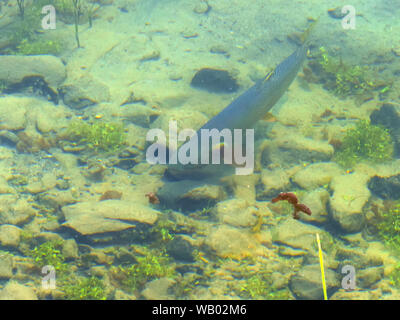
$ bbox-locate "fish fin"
[300,17,320,45]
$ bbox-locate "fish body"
[165,44,308,181]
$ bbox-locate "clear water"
[0,0,399,300]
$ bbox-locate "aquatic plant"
[63,276,107,300]
[333,120,394,168]
[307,47,387,102]
[110,248,176,292]
[63,120,126,153]
[376,201,400,252]
[238,274,292,300]
[388,263,400,288]
[28,240,68,273]
[16,38,62,55]
[17,0,25,19]
[72,0,82,48]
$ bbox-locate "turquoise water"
[0,0,399,300]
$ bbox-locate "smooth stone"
[272,219,325,253]
[62,200,159,235]
[205,225,267,259]
[292,162,343,190]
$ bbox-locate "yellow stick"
[316,233,328,300]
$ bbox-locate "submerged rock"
[0,281,38,300]
[0,55,66,95]
[368,174,400,200]
[166,237,195,262]
[0,225,22,248]
[290,264,339,300]
[157,180,227,212]
[205,225,267,259]
[60,75,110,109]
[62,200,159,235]
[0,254,13,279]
[329,173,370,233]
[190,68,239,93]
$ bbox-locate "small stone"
[193,0,210,14]
[166,237,195,262]
[0,225,22,248]
[62,200,159,235]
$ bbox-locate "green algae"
[63,120,126,153]
[63,276,107,300]
[333,120,394,168]
[376,201,400,253]
[110,248,176,293]
[307,47,391,103]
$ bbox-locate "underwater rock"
[0,198,36,226]
[0,281,38,300]
[0,225,22,248]
[190,68,239,93]
[368,174,400,200]
[193,0,211,14]
[357,267,384,289]
[0,254,13,279]
[257,168,292,199]
[62,239,79,260]
[0,55,66,95]
[289,264,339,300]
[327,7,347,19]
[204,225,266,259]
[157,180,227,212]
[292,162,343,191]
[0,97,27,131]
[141,277,176,300]
[60,75,110,109]
[262,135,334,167]
[335,247,383,269]
[150,107,209,143]
[300,188,330,224]
[0,130,19,146]
[166,237,195,262]
[330,290,372,300]
[329,173,370,233]
[215,199,258,228]
[61,200,159,235]
[272,219,325,254]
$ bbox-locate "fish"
[165,42,309,181]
